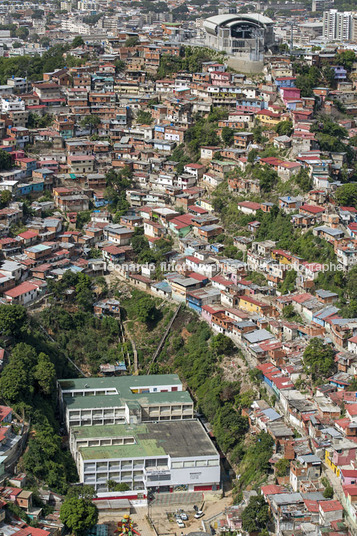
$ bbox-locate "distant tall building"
[323,9,337,39]
[312,0,334,12]
[60,1,72,11]
[353,13,357,42]
[77,0,97,10]
[323,9,353,40]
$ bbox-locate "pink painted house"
[201,304,225,325]
[341,468,357,486]
[281,87,301,103]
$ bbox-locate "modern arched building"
[203,13,275,59]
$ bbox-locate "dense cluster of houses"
[0,3,357,533]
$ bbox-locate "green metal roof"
[59,374,181,391]
[80,440,165,460]
[72,423,147,439]
[60,374,191,411]
[64,390,192,410]
[78,420,218,461]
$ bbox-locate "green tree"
[0,343,37,403]
[0,304,27,336]
[248,148,258,163]
[0,358,30,404]
[340,299,357,318]
[242,495,270,533]
[76,210,92,230]
[221,126,235,146]
[125,36,139,47]
[80,115,100,135]
[211,333,234,355]
[0,190,11,208]
[303,338,335,380]
[282,304,301,322]
[0,149,12,171]
[107,480,130,492]
[252,122,265,143]
[323,485,334,499]
[67,486,96,500]
[252,165,278,193]
[322,66,336,87]
[16,27,29,40]
[279,269,297,294]
[60,497,98,536]
[71,36,84,48]
[346,267,357,300]
[28,112,53,129]
[335,50,355,71]
[136,110,153,125]
[89,248,102,259]
[311,115,350,156]
[275,458,290,477]
[294,168,312,193]
[213,404,249,451]
[33,352,56,396]
[32,9,44,19]
[40,36,50,47]
[335,183,357,208]
[294,65,321,97]
[114,59,126,73]
[276,120,293,137]
[131,234,150,256]
[131,295,159,324]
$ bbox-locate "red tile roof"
[347,404,357,416]
[0,406,11,421]
[319,500,343,512]
[188,272,207,282]
[261,485,287,496]
[5,282,37,299]
[238,201,261,210]
[300,204,325,214]
[18,230,38,240]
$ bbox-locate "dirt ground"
[98,491,232,535]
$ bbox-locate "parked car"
[180,512,188,521]
[177,519,185,528]
[194,511,204,519]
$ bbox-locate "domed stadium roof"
[203,13,274,35]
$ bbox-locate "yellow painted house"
[238,295,271,316]
[199,199,214,212]
[271,249,293,265]
[325,449,340,476]
[256,109,281,126]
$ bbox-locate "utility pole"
[290,21,294,54]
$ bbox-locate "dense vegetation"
[60,486,98,536]
[163,317,274,493]
[0,44,85,84]
[157,46,225,79]
[303,338,336,381]
[0,304,78,493]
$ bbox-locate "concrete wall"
[227,55,264,74]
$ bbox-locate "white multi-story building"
[0,97,25,113]
[323,9,353,40]
[61,19,91,34]
[336,11,353,40]
[6,77,29,94]
[58,375,221,496]
[323,9,337,39]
